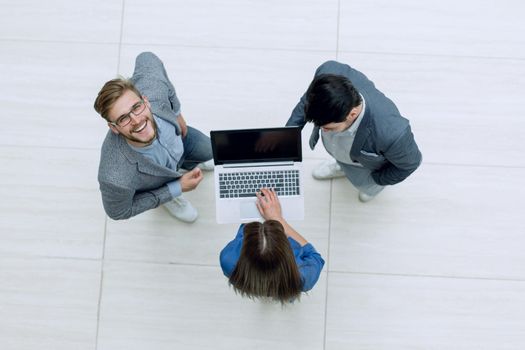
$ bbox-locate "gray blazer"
[286,60,422,186]
[98,52,183,220]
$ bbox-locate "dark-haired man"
[286,61,422,202]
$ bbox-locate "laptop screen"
[210,127,302,165]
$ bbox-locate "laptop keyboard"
[219,169,300,198]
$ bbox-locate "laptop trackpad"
[240,200,260,220]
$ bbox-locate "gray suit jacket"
[286,60,422,186]
[98,52,183,220]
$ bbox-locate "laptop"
[210,127,305,224]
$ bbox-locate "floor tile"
[0,146,99,189]
[325,272,525,350]
[0,146,105,259]
[0,41,118,149]
[0,185,105,259]
[122,0,338,51]
[339,0,525,58]
[0,0,122,43]
[98,261,326,350]
[0,257,101,350]
[329,163,525,279]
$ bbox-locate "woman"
[220,188,325,303]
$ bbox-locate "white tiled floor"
[1,1,524,349]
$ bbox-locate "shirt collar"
[347,93,366,134]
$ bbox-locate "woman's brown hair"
[229,220,303,303]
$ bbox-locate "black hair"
[304,74,362,126]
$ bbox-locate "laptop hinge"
[223,161,295,168]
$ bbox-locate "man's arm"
[286,92,308,129]
[371,125,422,186]
[99,181,173,220]
[132,52,183,130]
[99,168,203,220]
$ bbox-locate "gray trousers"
[337,161,385,196]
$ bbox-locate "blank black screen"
[211,127,302,165]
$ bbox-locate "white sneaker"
[197,159,214,171]
[179,159,214,174]
[312,160,345,180]
[358,191,376,203]
[163,196,198,223]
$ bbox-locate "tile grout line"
[324,1,339,346]
[329,270,525,283]
[322,177,335,350]
[0,144,101,151]
[116,0,126,75]
[2,38,525,62]
[7,253,219,268]
[11,252,525,284]
[95,215,108,350]
[2,144,524,170]
[335,0,341,61]
[95,1,124,346]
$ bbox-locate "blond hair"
[93,78,142,120]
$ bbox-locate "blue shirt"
[219,224,325,292]
[130,115,184,197]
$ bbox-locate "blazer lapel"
[117,136,181,177]
[309,125,320,150]
[350,99,372,162]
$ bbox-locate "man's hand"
[180,168,203,192]
[255,188,283,221]
[177,114,188,138]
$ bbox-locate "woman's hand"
[255,188,308,246]
[255,188,282,221]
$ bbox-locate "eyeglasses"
[110,100,147,127]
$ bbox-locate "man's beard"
[122,116,158,146]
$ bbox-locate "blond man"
[94,52,213,222]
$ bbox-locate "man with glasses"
[287,61,422,202]
[94,52,213,222]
